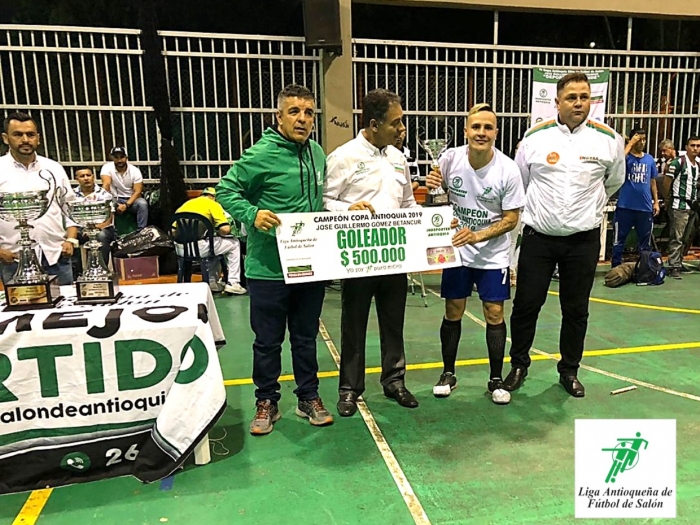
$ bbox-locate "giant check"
[276,207,461,283]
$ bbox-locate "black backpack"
[633,250,666,286]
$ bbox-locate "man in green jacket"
[216,84,333,435]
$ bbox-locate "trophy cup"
[418,125,453,207]
[65,198,122,304]
[0,174,62,310]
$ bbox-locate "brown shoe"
[249,400,281,435]
[296,397,334,426]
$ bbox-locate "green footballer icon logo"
[60,452,91,473]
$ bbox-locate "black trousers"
[339,273,408,395]
[509,225,600,376]
[248,278,326,403]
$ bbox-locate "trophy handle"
[444,126,454,146]
[37,170,60,219]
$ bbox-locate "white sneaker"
[487,378,511,405]
[491,389,511,405]
[224,283,247,295]
[433,372,457,397]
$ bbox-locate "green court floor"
[2,269,699,525]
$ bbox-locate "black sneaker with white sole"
[433,372,457,397]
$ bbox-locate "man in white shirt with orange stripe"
[503,72,625,398]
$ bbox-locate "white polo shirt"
[440,146,526,269]
[0,153,77,265]
[99,161,143,199]
[324,132,418,211]
[515,118,625,236]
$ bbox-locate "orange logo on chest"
[547,152,560,165]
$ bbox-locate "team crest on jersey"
[450,176,468,197]
[477,186,496,203]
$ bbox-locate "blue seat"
[170,212,228,285]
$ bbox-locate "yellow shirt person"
[173,188,246,295]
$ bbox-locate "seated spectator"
[74,167,117,265]
[173,187,246,295]
[100,146,148,230]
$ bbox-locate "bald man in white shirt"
[503,73,625,398]
[431,104,525,405]
[324,88,441,416]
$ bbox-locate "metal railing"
[353,38,700,169]
[0,25,158,176]
[1,24,698,182]
[160,31,322,181]
[0,25,322,183]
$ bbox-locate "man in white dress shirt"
[324,88,441,416]
[0,112,78,286]
[503,73,625,398]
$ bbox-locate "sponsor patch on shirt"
[547,152,560,165]
[354,161,370,176]
[580,156,601,163]
[449,176,468,197]
[476,186,497,203]
[393,163,405,174]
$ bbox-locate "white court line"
[318,321,432,525]
[416,279,700,403]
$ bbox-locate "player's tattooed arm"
[469,208,520,244]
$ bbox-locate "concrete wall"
[355,0,700,19]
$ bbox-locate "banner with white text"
[0,283,227,494]
[276,208,462,283]
[531,68,610,126]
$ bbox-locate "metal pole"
[621,17,633,136]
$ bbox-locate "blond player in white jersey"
[430,104,526,404]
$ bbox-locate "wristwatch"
[65,238,79,247]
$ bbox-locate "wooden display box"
[115,256,160,281]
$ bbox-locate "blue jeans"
[117,197,148,229]
[247,278,326,403]
[611,207,653,268]
[1,253,73,286]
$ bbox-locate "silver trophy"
[418,125,453,207]
[65,198,121,304]
[0,171,62,310]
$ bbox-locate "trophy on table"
[0,171,62,310]
[418,124,453,207]
[65,198,122,304]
